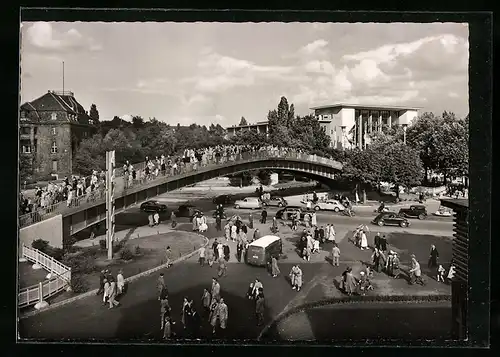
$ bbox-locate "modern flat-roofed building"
[225,121,269,139]
[311,103,420,150]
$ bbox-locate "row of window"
[21,141,59,154]
[20,127,89,137]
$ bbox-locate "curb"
[19,233,209,320]
[257,293,451,340]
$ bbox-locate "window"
[33,139,37,152]
[83,131,88,138]
[21,140,31,153]
[381,111,390,126]
[33,127,37,135]
[20,111,26,118]
[51,142,58,154]
[331,129,334,134]
[20,127,30,135]
[52,160,58,172]
[52,127,57,135]
[51,113,57,120]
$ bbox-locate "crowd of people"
[19,144,319,226]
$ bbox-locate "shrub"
[70,274,89,293]
[119,247,134,261]
[32,239,49,252]
[112,241,125,254]
[63,236,77,249]
[134,246,142,256]
[99,239,106,250]
[46,247,64,261]
[62,253,96,274]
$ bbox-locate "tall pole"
[62,61,65,93]
[403,125,407,145]
[105,150,116,260]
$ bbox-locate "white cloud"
[301,39,328,55]
[304,60,336,75]
[25,22,102,52]
[350,59,388,82]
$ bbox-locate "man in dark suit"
[380,235,388,252]
[374,233,381,250]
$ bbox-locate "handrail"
[18,245,71,308]
[19,148,342,228]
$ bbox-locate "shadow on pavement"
[262,302,452,342]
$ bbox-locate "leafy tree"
[290,115,331,152]
[89,104,100,125]
[239,116,248,126]
[380,142,424,200]
[20,155,33,182]
[230,129,268,147]
[73,134,106,175]
[132,115,145,129]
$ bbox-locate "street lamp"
[403,125,408,145]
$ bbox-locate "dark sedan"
[276,206,312,220]
[371,212,411,228]
[261,196,288,208]
[212,194,234,205]
[398,205,428,220]
[174,204,201,218]
[140,200,168,213]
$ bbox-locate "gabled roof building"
[19,90,97,180]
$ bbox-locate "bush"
[134,246,142,256]
[112,241,125,254]
[99,239,106,250]
[119,247,134,261]
[70,274,89,293]
[46,247,64,261]
[32,239,49,252]
[61,253,96,274]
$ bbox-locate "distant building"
[311,103,420,150]
[19,90,97,180]
[225,103,420,150]
[225,121,269,139]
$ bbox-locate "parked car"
[312,199,345,212]
[174,204,201,218]
[234,197,262,209]
[140,200,168,213]
[398,204,427,220]
[212,194,234,205]
[371,212,411,228]
[261,196,288,208]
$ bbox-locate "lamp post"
[403,125,407,145]
[106,150,116,260]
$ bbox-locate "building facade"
[225,103,420,150]
[19,90,96,180]
[225,121,269,139]
[311,103,420,150]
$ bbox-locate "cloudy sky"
[20,22,469,126]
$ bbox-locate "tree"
[380,142,424,200]
[20,155,34,182]
[230,129,268,147]
[89,104,100,125]
[73,134,106,175]
[290,115,331,153]
[239,116,248,126]
[132,115,145,129]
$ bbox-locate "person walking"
[217,298,229,334]
[209,300,219,334]
[248,213,254,229]
[211,277,221,304]
[409,255,425,285]
[97,270,106,295]
[188,305,201,338]
[223,244,230,262]
[165,246,173,268]
[170,211,177,228]
[162,315,174,340]
[289,265,303,291]
[216,214,222,232]
[236,241,244,262]
[212,239,219,260]
[428,245,440,269]
[437,265,446,282]
[201,288,212,317]
[304,213,310,228]
[270,255,281,277]
[108,277,120,309]
[331,243,340,267]
[217,242,224,261]
[374,232,381,250]
[344,267,357,296]
[255,289,265,326]
[261,209,268,224]
[252,278,264,299]
[157,273,167,301]
[180,297,191,329]
[160,290,171,330]
[218,257,227,277]
[311,212,317,227]
[392,253,402,279]
[380,235,388,252]
[230,224,237,242]
[360,230,368,250]
[328,225,336,242]
[207,246,214,267]
[198,245,206,267]
[372,248,382,272]
[224,223,231,241]
[116,269,125,295]
[253,228,261,241]
[153,211,160,226]
[102,278,110,306]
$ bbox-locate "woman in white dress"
[360,230,368,250]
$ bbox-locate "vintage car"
[212,194,234,205]
[140,200,168,213]
[398,205,428,220]
[371,212,411,228]
[434,206,453,217]
[234,197,262,209]
[174,204,201,218]
[261,196,288,208]
[312,199,345,212]
[276,206,304,220]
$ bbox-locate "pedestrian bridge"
[20,150,343,240]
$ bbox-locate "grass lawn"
[18,261,49,289]
[34,231,205,307]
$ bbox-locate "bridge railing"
[18,244,71,308]
[19,149,341,228]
